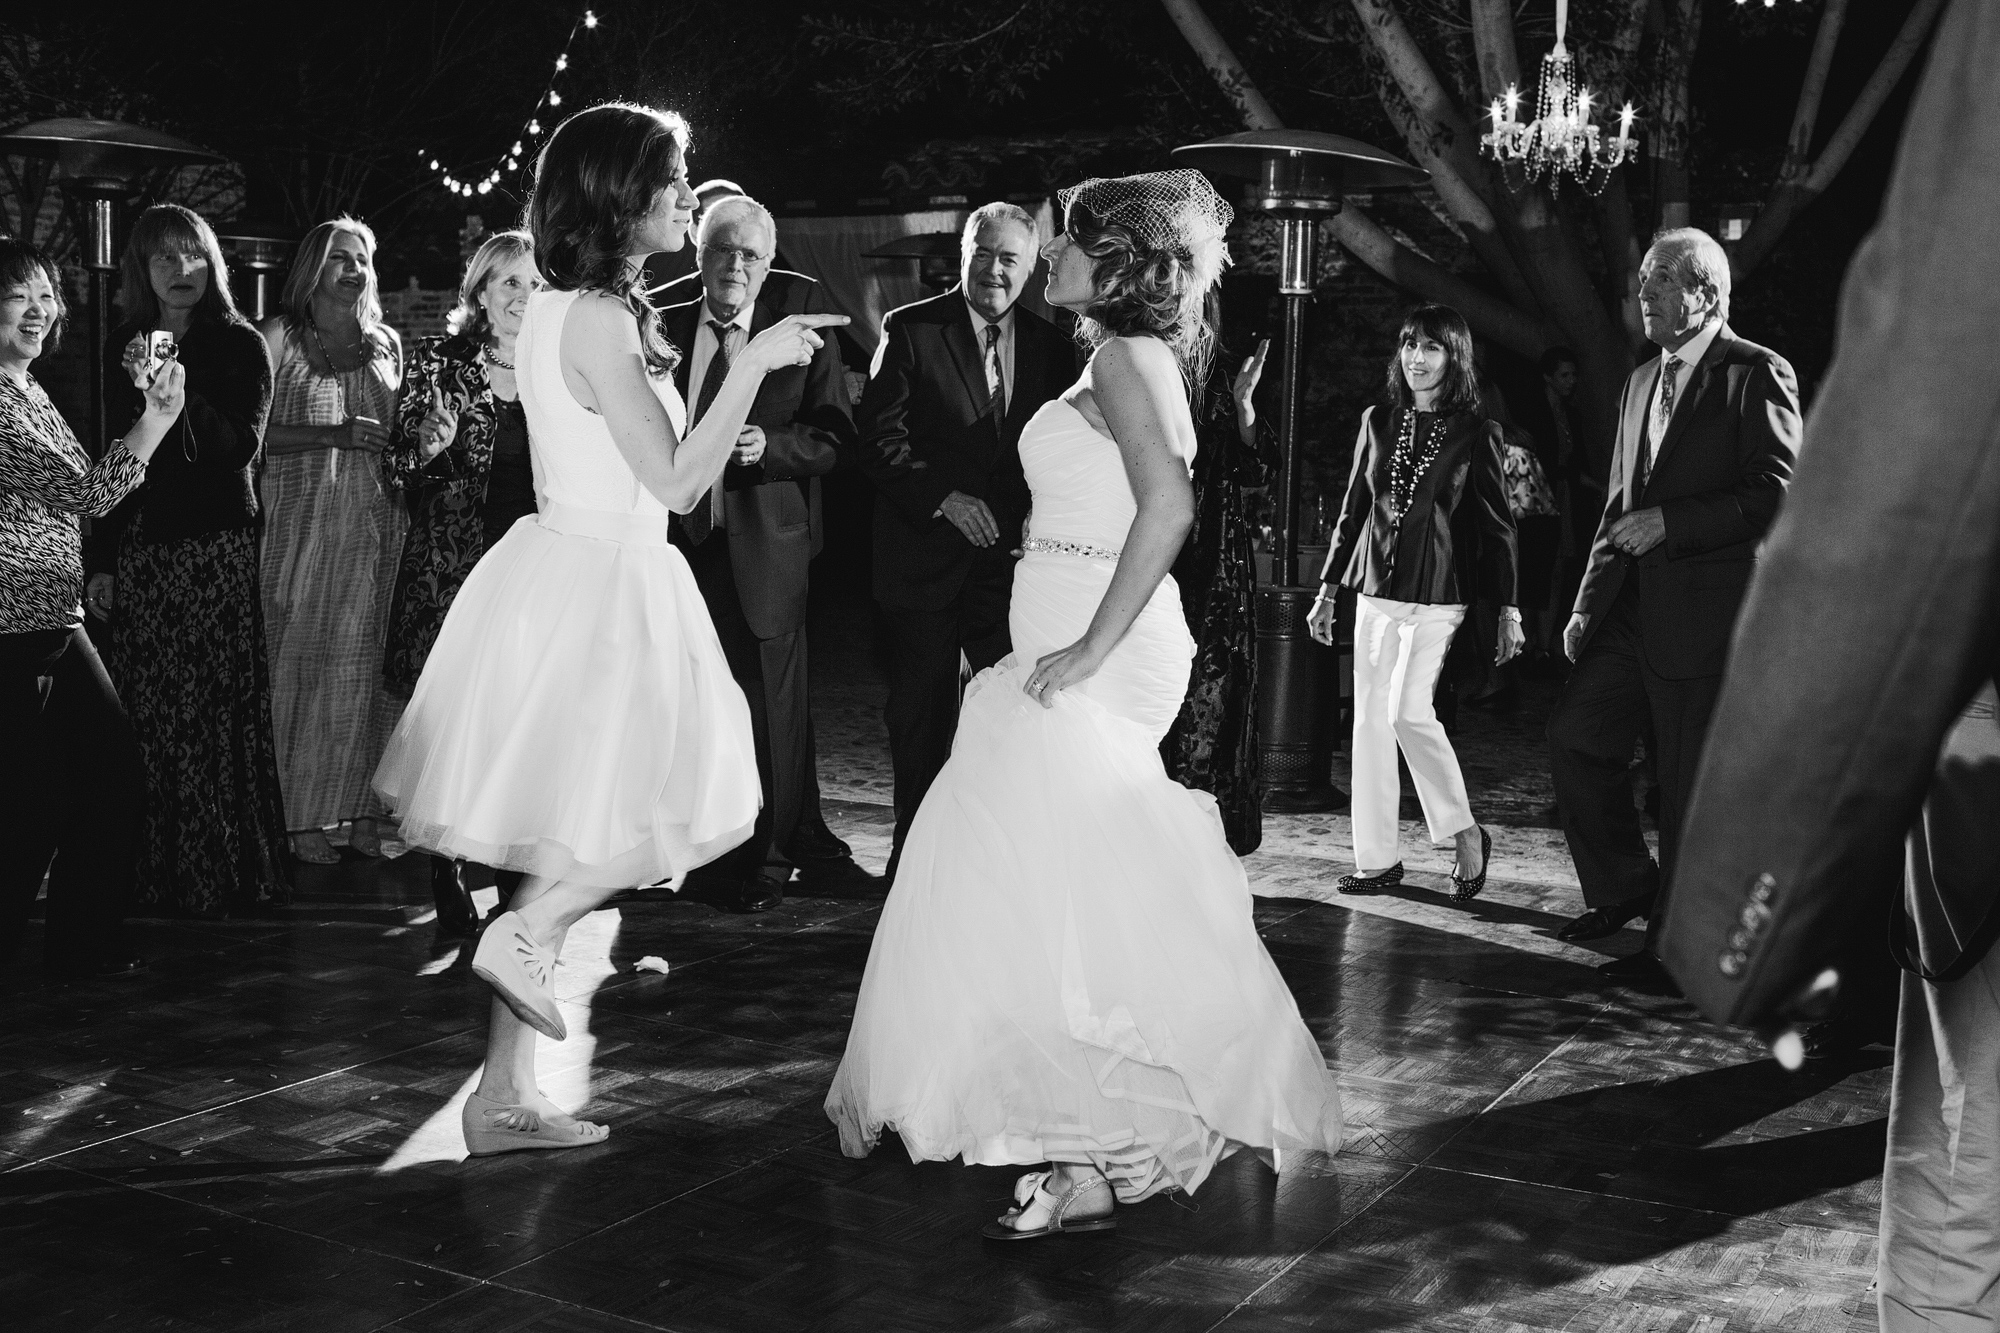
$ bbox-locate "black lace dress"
[1162,380,1278,855]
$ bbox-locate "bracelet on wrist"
[1497,605,1522,623]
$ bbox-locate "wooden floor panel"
[5,654,1893,1331]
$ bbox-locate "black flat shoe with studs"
[1450,825,1492,904]
[1335,863,1404,895]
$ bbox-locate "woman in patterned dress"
[257,218,405,864]
[1161,334,1276,855]
[91,205,288,917]
[1,238,184,977]
[382,230,541,944]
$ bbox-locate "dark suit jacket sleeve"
[1471,419,1519,604]
[751,292,853,486]
[1574,374,1639,618]
[858,314,955,525]
[1658,353,1800,561]
[1319,408,1375,586]
[1661,0,2000,1027]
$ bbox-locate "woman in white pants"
[1307,304,1521,902]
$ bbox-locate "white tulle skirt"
[825,554,1344,1202]
[372,505,759,889]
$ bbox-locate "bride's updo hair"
[1058,169,1233,386]
[527,101,688,376]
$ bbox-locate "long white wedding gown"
[373,288,760,889]
[826,393,1344,1202]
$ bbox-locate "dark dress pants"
[1,626,143,968]
[879,549,1015,875]
[684,535,808,887]
[1547,585,1722,943]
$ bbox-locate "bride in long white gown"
[826,171,1344,1239]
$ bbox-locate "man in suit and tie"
[860,202,1075,882]
[1547,228,1802,987]
[664,195,859,913]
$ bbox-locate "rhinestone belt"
[1022,536,1121,561]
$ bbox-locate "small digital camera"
[148,330,178,363]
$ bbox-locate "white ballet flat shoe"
[461,1092,609,1157]
[469,911,567,1040]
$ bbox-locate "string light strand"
[417,8,600,198]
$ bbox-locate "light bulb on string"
[584,9,597,27]
[528,119,541,135]
[556,54,568,71]
[547,91,562,107]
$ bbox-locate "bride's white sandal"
[461,1091,609,1156]
[981,1169,1117,1240]
[470,911,568,1040]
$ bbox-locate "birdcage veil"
[1057,169,1234,384]
[1058,169,1234,289]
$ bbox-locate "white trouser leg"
[1388,602,1475,846]
[1350,595,1407,871]
[1879,941,2000,1333]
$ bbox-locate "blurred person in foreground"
[93,204,288,919]
[382,229,543,948]
[663,195,862,913]
[0,238,184,980]
[1547,228,1800,979]
[1659,3,2000,1327]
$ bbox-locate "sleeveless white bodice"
[1018,397,1192,556]
[516,288,687,518]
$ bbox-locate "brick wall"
[380,282,457,346]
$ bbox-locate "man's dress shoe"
[1558,903,1644,942]
[788,821,852,863]
[794,855,879,889]
[691,877,784,915]
[1596,951,1680,995]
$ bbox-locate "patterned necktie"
[983,321,1006,420]
[684,320,732,547]
[1636,354,1677,498]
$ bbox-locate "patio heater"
[0,118,224,452]
[216,224,297,323]
[1172,130,1428,812]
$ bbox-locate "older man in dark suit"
[1547,228,1801,986]
[860,203,1075,882]
[663,195,858,913]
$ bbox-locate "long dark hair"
[117,204,243,330]
[0,238,65,355]
[1384,303,1481,415]
[527,102,687,377]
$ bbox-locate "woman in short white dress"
[374,103,844,1156]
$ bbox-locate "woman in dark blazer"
[382,230,540,948]
[93,205,288,918]
[1308,304,1520,902]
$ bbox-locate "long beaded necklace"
[1388,406,1446,525]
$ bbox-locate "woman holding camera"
[1,237,184,978]
[258,217,405,865]
[382,229,541,944]
[93,205,288,917]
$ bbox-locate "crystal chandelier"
[1481,0,1639,197]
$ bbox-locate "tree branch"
[1781,0,1849,184]
[1328,208,1559,356]
[1157,0,1284,129]
[1468,0,1521,105]
[1733,0,1947,278]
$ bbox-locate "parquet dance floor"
[5,616,1891,1332]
